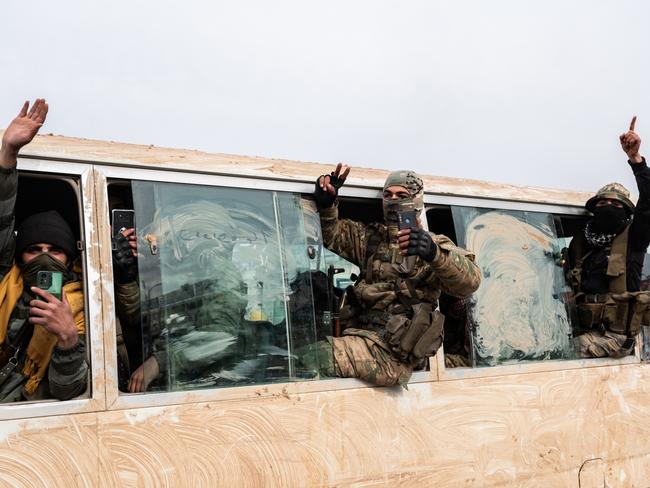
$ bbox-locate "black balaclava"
[592,205,629,234]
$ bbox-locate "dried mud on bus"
[1,132,650,487]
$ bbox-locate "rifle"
[326,265,345,336]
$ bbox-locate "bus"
[1,133,648,487]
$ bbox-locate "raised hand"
[1,99,49,169]
[620,116,643,163]
[314,163,351,208]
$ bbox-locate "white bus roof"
[9,132,592,207]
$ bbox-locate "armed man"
[312,164,481,387]
[568,116,650,358]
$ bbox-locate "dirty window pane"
[451,207,575,366]
[126,181,326,393]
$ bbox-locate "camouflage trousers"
[574,330,635,358]
[305,329,413,388]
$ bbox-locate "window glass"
[124,181,328,393]
[323,249,360,290]
[451,207,575,366]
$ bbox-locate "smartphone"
[36,271,63,300]
[397,210,417,230]
[112,209,135,237]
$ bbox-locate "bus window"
[426,205,476,368]
[113,180,329,394]
[450,206,576,367]
[0,173,90,403]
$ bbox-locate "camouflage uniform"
[568,159,650,358]
[314,171,481,386]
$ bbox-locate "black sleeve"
[0,167,18,279]
[629,158,650,252]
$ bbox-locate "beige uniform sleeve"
[318,204,371,268]
[427,234,482,297]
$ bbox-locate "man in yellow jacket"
[0,99,87,402]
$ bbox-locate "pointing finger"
[630,116,637,132]
[333,163,342,178]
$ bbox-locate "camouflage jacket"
[319,204,481,332]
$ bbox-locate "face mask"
[20,253,72,290]
[382,198,419,244]
[592,205,628,233]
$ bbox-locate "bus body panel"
[0,134,648,487]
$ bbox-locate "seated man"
[113,201,249,392]
[0,99,87,401]
[312,165,481,387]
[568,117,650,358]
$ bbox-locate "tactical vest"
[570,225,650,337]
[345,226,445,366]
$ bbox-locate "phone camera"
[38,273,51,288]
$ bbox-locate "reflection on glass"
[128,182,325,392]
[452,207,575,366]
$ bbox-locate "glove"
[112,233,137,284]
[406,228,438,262]
[314,172,345,208]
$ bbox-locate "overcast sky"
[2,1,650,194]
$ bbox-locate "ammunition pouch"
[576,291,650,337]
[383,303,445,365]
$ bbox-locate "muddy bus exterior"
[0,133,649,487]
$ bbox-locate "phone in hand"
[36,271,63,300]
[112,209,135,237]
[397,210,417,231]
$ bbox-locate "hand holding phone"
[30,279,79,349]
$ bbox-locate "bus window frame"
[422,196,643,382]
[0,158,105,421]
[85,163,640,410]
[96,165,439,412]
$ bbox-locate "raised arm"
[1,99,48,170]
[621,116,650,251]
[0,99,49,278]
[315,164,371,266]
[620,116,643,164]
